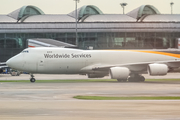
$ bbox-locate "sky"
[0,0,179,15]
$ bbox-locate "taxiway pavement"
[0,74,180,120]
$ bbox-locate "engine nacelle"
[148,64,168,76]
[109,67,130,79]
[88,74,106,78]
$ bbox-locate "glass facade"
[0,32,180,62]
[80,32,178,49]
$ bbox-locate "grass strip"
[73,96,180,100]
[0,79,180,83]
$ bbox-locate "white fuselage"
[6,47,180,75]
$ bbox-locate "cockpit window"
[21,50,29,53]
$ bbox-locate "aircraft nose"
[6,54,23,70]
[6,58,14,68]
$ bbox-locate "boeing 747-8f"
[6,47,180,82]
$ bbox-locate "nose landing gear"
[30,74,36,83]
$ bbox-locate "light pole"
[120,3,127,14]
[74,0,79,47]
[170,2,174,14]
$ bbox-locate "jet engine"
[109,67,130,79]
[148,64,168,76]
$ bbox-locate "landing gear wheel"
[128,77,134,82]
[117,79,127,82]
[30,78,36,83]
[139,76,145,82]
[128,74,145,82]
[122,79,127,82]
[30,74,36,83]
[117,79,122,82]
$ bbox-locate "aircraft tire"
[128,77,139,82]
[122,79,127,82]
[117,79,127,82]
[139,76,145,82]
[117,79,122,82]
[128,73,146,82]
[128,75,145,82]
[128,77,134,82]
[30,78,36,83]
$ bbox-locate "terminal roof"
[1,5,180,23]
[7,5,44,21]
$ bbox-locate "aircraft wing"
[90,59,180,72]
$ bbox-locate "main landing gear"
[117,79,127,82]
[30,74,36,83]
[117,73,145,82]
[128,73,145,82]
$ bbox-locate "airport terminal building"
[1,5,180,61]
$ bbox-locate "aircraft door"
[39,60,44,66]
[59,61,68,74]
[37,59,45,73]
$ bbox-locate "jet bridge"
[28,38,77,48]
[0,62,7,73]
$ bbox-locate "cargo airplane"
[6,47,180,82]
